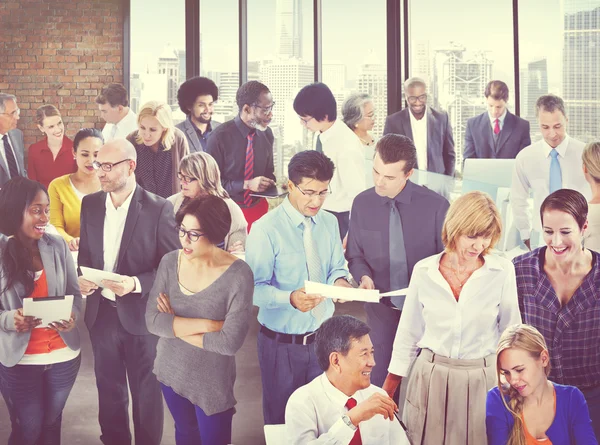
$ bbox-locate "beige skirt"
[402,349,496,445]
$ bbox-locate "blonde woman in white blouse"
[382,191,521,445]
[582,141,600,252]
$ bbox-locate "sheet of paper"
[232,252,246,262]
[305,281,380,303]
[80,266,124,288]
[23,295,74,329]
[380,288,409,297]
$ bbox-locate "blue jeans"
[0,355,81,445]
[160,383,234,445]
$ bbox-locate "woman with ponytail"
[0,177,83,444]
[486,324,597,444]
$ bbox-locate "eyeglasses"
[406,94,427,104]
[295,184,331,198]
[176,225,205,242]
[177,172,198,184]
[92,159,131,172]
[299,116,315,126]
[252,102,275,113]
[1,108,20,118]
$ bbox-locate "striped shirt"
[513,247,600,390]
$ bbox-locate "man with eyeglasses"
[77,138,179,445]
[293,82,366,241]
[206,80,276,231]
[0,93,27,188]
[463,80,531,161]
[383,77,456,177]
[346,134,449,402]
[246,150,353,425]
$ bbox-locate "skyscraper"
[357,52,387,137]
[562,1,600,142]
[157,45,180,108]
[275,0,303,59]
[521,58,548,140]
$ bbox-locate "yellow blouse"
[48,174,83,242]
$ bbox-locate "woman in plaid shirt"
[513,189,600,441]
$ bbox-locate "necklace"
[359,136,374,146]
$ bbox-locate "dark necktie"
[2,135,19,180]
[345,398,363,445]
[315,134,323,153]
[389,200,409,309]
[243,132,255,207]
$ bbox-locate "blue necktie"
[549,149,562,194]
[389,201,409,309]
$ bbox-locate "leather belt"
[260,325,317,345]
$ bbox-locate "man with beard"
[77,139,179,445]
[176,76,220,153]
[206,80,276,230]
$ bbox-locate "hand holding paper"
[305,281,380,303]
[23,295,74,329]
[291,287,325,312]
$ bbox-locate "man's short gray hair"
[535,94,566,118]
[0,93,17,114]
[403,77,427,92]
[341,93,373,129]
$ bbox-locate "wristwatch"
[341,414,357,431]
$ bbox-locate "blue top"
[246,197,348,334]
[486,383,598,445]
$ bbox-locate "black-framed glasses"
[295,184,331,198]
[406,94,427,104]
[92,159,131,172]
[177,172,198,184]
[252,101,275,113]
[176,225,205,242]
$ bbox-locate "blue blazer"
[486,383,598,445]
[383,107,456,176]
[464,111,531,160]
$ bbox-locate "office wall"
[0,0,123,148]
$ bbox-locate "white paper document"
[80,267,124,288]
[23,295,74,329]
[380,288,409,297]
[305,281,380,303]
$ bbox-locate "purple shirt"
[513,247,600,390]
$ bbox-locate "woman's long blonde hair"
[496,324,551,445]
[135,101,175,150]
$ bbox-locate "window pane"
[248,0,314,180]
[322,0,387,139]
[410,0,515,171]
[200,0,240,123]
[130,0,186,121]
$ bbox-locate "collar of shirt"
[408,106,428,126]
[378,180,415,206]
[281,196,318,228]
[234,114,256,139]
[105,184,136,215]
[420,250,506,283]
[318,119,344,145]
[541,134,570,158]
[488,109,507,128]
[319,373,363,409]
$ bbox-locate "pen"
[394,410,408,431]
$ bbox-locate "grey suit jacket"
[0,128,27,188]
[77,185,180,335]
[383,107,456,176]
[463,111,531,160]
[175,118,220,153]
[0,233,83,367]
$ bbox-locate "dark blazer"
[78,185,180,335]
[175,118,220,153]
[0,128,27,188]
[463,111,531,160]
[383,107,456,176]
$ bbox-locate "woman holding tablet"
[0,177,83,445]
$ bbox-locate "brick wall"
[0,0,123,150]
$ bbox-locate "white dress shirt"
[285,373,408,445]
[317,119,366,213]
[102,185,141,300]
[584,203,600,252]
[102,109,138,142]
[511,135,591,241]
[388,252,521,377]
[409,108,428,171]
[488,109,507,132]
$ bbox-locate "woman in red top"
[27,105,76,188]
[0,177,83,445]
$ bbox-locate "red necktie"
[494,118,500,135]
[243,132,255,207]
[346,398,362,445]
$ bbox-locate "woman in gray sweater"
[145,194,254,445]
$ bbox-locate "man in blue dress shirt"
[246,150,353,425]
